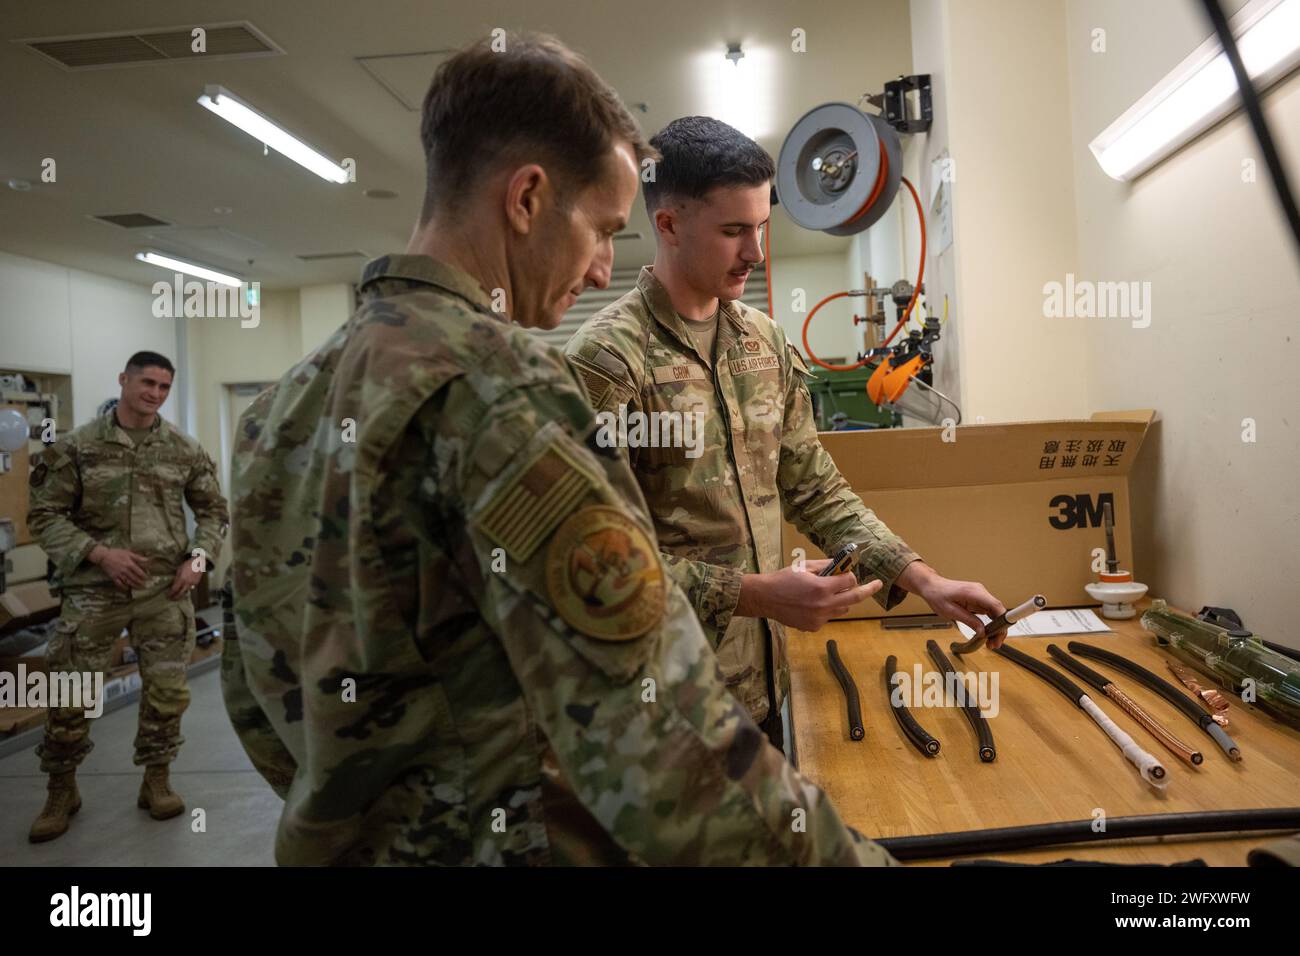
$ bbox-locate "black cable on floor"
[875,807,1300,861]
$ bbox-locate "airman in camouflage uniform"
[566,117,1006,745]
[222,34,896,866]
[567,269,920,731]
[27,354,228,841]
[227,253,894,866]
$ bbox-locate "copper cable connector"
[1168,662,1232,727]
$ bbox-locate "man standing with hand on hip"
[566,116,1005,750]
[27,351,228,842]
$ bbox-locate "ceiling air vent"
[17,22,282,71]
[92,213,171,229]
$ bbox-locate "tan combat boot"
[137,764,184,820]
[29,771,81,843]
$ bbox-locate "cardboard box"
[0,706,45,736]
[0,652,47,736]
[0,579,58,634]
[783,409,1155,619]
[0,652,47,678]
[6,542,50,587]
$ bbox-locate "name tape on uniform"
[652,364,706,385]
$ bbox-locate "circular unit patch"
[546,506,666,641]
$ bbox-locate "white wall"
[187,288,303,462]
[907,0,963,416]
[299,283,353,354]
[67,271,180,426]
[0,249,177,427]
[0,252,73,375]
[770,252,861,363]
[907,0,1089,425]
[1065,0,1300,642]
[186,288,303,587]
[945,0,1088,424]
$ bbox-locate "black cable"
[826,639,864,741]
[993,643,1088,707]
[1046,643,1117,694]
[1068,642,1205,723]
[1068,640,1242,761]
[1199,0,1300,268]
[1048,644,1204,766]
[997,643,1169,785]
[925,640,994,761]
[885,655,941,756]
[1262,638,1300,664]
[874,807,1300,861]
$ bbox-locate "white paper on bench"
[955,607,1113,639]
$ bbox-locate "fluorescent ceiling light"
[1090,0,1300,181]
[197,84,349,183]
[135,251,242,287]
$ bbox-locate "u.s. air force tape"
[546,506,666,641]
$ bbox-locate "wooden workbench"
[788,599,1300,865]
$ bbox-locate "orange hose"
[800,174,927,372]
[839,139,889,230]
[801,291,865,371]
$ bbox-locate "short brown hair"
[419,33,656,222]
[644,116,775,213]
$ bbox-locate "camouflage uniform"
[219,582,295,798]
[224,253,895,866]
[565,266,921,727]
[28,412,229,772]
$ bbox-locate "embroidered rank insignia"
[546,506,666,641]
[477,442,596,563]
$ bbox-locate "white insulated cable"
[1080,694,1168,789]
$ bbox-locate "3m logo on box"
[1048,492,1115,530]
[780,409,1154,619]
